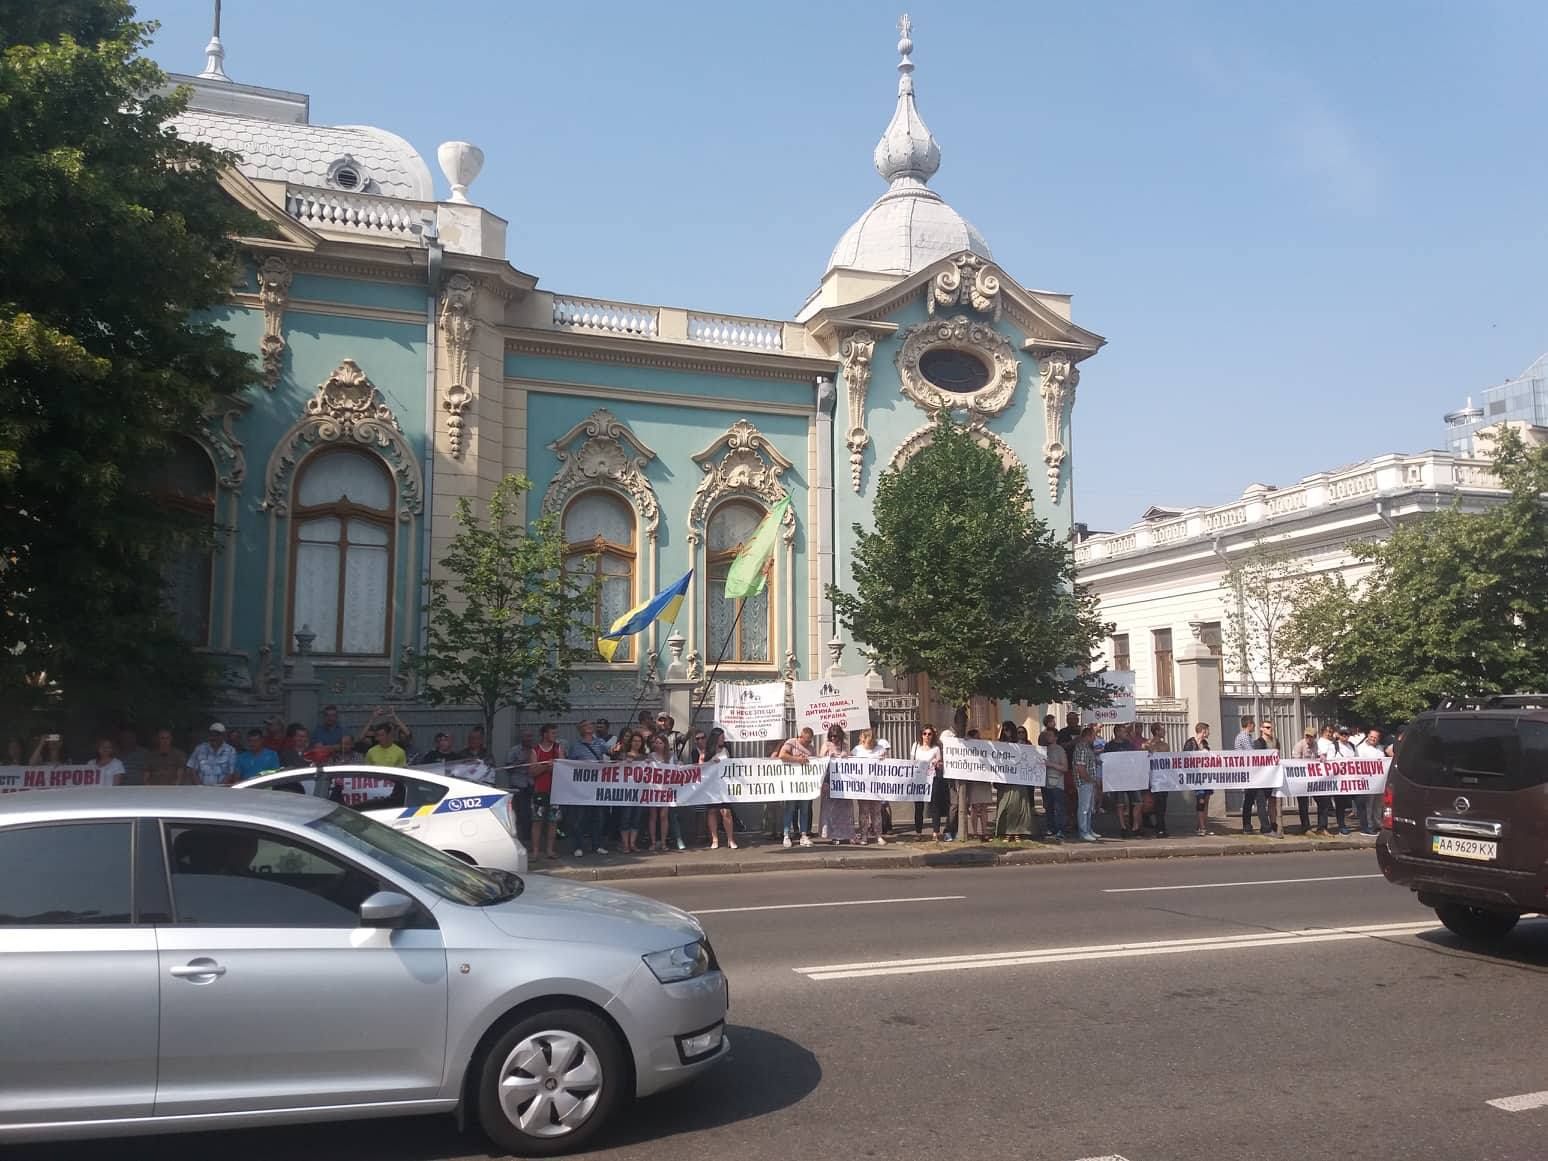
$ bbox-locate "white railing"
[687,313,784,351]
[550,297,659,338]
[1076,451,1508,569]
[285,187,427,238]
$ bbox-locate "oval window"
[919,347,991,394]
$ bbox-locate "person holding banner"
[1039,723,1069,841]
[1184,721,1212,836]
[90,737,125,787]
[815,724,852,844]
[851,729,888,845]
[613,730,648,854]
[1142,723,1170,837]
[701,728,739,850]
[646,731,687,852]
[774,726,818,848]
[911,725,947,840]
[993,721,1033,842]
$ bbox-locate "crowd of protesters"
[7,705,1397,856]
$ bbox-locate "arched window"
[290,449,393,655]
[154,438,216,645]
[706,501,771,664]
[563,491,636,662]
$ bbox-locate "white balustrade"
[687,313,784,351]
[1151,519,1189,545]
[285,187,426,238]
[550,297,659,338]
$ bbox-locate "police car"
[235,764,527,873]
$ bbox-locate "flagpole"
[687,598,749,737]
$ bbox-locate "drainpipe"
[1375,497,1396,533]
[419,212,443,656]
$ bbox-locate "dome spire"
[873,13,940,187]
[199,0,230,81]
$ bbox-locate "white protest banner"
[819,757,933,801]
[1147,751,1283,793]
[1278,757,1389,799]
[1098,750,1150,792]
[714,680,787,742]
[551,759,821,808]
[1091,670,1137,725]
[792,675,870,734]
[0,765,121,794]
[942,739,1047,787]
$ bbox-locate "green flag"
[723,496,790,599]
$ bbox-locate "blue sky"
[140,0,1548,530]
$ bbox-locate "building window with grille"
[706,501,771,664]
[562,491,637,662]
[154,437,217,646]
[1111,633,1131,674]
[1152,628,1175,699]
[289,449,394,655]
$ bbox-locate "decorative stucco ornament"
[1038,351,1079,503]
[929,252,1001,319]
[839,330,877,492]
[438,274,477,459]
[262,359,424,522]
[540,409,661,540]
[687,419,797,547]
[895,315,1020,422]
[256,256,292,390]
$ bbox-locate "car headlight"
[643,940,710,983]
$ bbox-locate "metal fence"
[1132,700,1193,751]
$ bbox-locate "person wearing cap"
[1326,725,1359,834]
[1290,725,1319,834]
[186,723,238,786]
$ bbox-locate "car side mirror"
[359,890,415,929]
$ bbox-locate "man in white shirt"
[1354,728,1386,835]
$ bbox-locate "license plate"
[1432,835,1497,862]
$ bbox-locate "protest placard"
[0,765,121,794]
[1091,670,1137,725]
[551,758,822,808]
[820,757,932,801]
[792,675,870,734]
[1098,750,1150,792]
[1278,757,1389,799]
[1147,751,1283,793]
[714,680,787,742]
[942,739,1047,787]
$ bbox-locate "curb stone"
[539,834,1378,883]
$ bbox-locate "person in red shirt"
[529,723,564,860]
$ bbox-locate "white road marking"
[692,894,965,916]
[1073,1155,1132,1160]
[794,920,1435,981]
[1103,873,1384,894]
[1487,1091,1548,1112]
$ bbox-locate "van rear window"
[1400,717,1548,791]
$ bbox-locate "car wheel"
[476,1008,625,1156]
[1434,901,1519,945]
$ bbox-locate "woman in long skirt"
[993,720,1033,842]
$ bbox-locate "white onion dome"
[825,17,993,277]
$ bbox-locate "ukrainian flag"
[596,569,693,662]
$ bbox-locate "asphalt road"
[17,851,1548,1161]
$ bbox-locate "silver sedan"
[0,787,728,1155]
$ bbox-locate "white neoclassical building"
[1074,439,1531,733]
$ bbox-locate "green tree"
[829,419,1111,715]
[1220,541,1308,708]
[412,475,598,743]
[1281,426,1548,723]
[1,1,258,733]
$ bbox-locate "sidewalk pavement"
[535,827,1380,882]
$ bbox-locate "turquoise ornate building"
[166,17,1103,737]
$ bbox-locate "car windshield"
[308,807,521,906]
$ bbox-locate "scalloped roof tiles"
[169,109,434,200]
